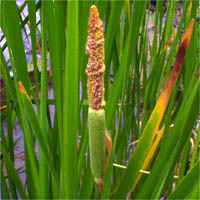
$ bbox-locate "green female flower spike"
[88,108,106,182]
[86,5,106,184]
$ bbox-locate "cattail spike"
[86,5,105,110]
[86,5,106,185]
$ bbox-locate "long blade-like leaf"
[63,1,79,198]
[1,144,28,199]
[18,82,59,191]
[113,19,194,198]
[167,160,200,199]
[106,1,147,129]
[1,1,31,93]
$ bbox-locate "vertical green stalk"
[1,1,31,94]
[190,125,200,169]
[45,1,65,196]
[86,5,106,185]
[28,0,40,106]
[1,160,10,199]
[63,1,79,198]
[9,48,39,198]
[39,1,49,198]
[1,123,17,199]
[5,91,16,197]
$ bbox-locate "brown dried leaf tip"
[86,5,105,110]
[18,81,29,97]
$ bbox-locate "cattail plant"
[86,5,106,185]
[1,1,198,199]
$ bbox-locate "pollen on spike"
[86,5,105,110]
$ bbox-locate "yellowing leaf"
[114,19,195,198]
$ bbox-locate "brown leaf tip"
[86,5,105,110]
[18,81,29,97]
[176,18,195,68]
[180,18,195,48]
[162,19,195,102]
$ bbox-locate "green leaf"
[167,161,200,199]
[1,0,31,93]
[1,143,28,199]
[106,1,147,129]
[63,0,79,198]
[1,163,11,199]
[113,18,194,198]
[18,84,59,193]
[104,1,124,97]
[27,0,40,100]
[39,2,49,197]
[0,49,16,100]
[137,74,199,199]
[8,46,40,197]
[46,0,64,152]
[79,164,94,199]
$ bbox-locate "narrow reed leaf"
[39,2,49,197]
[163,0,190,84]
[176,139,191,186]
[1,163,10,199]
[5,92,16,198]
[114,19,195,198]
[162,19,194,98]
[1,126,14,199]
[1,144,28,199]
[1,1,31,93]
[130,126,165,192]
[167,161,200,199]
[183,10,198,90]
[0,51,16,100]
[96,0,108,20]
[104,130,112,176]
[63,0,79,197]
[152,80,199,199]
[104,1,124,97]
[18,82,59,190]
[106,1,147,129]
[138,69,200,199]
[77,129,89,180]
[27,0,40,98]
[190,125,200,169]
[79,164,94,199]
[9,48,39,197]
[45,3,65,196]
[46,0,64,146]
[162,1,176,45]
[101,105,122,199]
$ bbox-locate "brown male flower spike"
[86,5,105,110]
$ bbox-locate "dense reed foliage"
[1,0,199,199]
